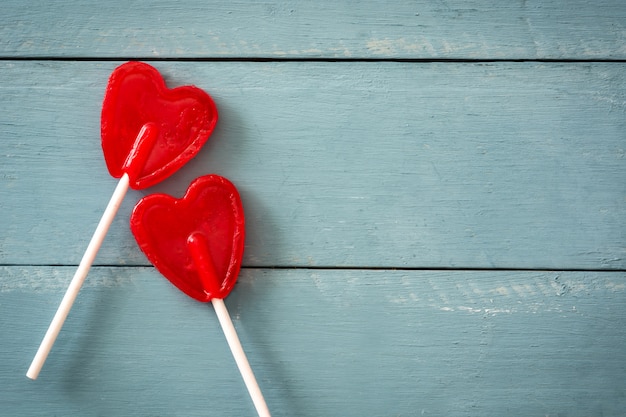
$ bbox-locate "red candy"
[130,175,245,301]
[101,61,218,189]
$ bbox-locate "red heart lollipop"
[101,61,218,189]
[130,174,245,302]
[27,63,219,380]
[130,175,270,415]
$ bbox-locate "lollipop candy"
[130,174,244,302]
[131,175,270,417]
[101,61,217,189]
[27,62,218,379]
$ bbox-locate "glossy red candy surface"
[101,61,218,189]
[130,175,245,302]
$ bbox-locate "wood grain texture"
[1,61,624,269]
[2,267,625,416]
[2,1,626,414]
[2,0,625,59]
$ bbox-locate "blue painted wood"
[2,1,625,415]
[2,0,625,59]
[1,61,624,269]
[2,266,625,416]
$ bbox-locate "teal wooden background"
[1,1,625,416]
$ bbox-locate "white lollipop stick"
[212,298,271,417]
[187,233,271,417]
[26,173,130,380]
[27,124,157,380]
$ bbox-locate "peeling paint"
[0,266,138,292]
[366,37,433,55]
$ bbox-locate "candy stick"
[26,173,129,380]
[26,124,157,380]
[188,233,271,417]
[212,298,271,417]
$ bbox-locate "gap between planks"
[1,56,626,64]
[1,264,624,273]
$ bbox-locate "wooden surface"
[1,1,625,416]
[2,1,626,60]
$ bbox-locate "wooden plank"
[1,61,624,270]
[1,1,625,60]
[2,266,625,416]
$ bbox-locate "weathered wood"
[2,2,625,413]
[1,61,624,269]
[3,266,625,416]
[2,0,625,60]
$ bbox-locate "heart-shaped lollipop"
[28,62,219,380]
[101,61,218,189]
[130,174,245,302]
[130,175,270,416]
